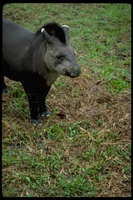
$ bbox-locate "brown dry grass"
[2,3,131,197]
[51,68,131,197]
[2,67,131,197]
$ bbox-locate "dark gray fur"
[2,18,81,125]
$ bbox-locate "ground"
[2,3,131,197]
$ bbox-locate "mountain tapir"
[2,18,81,125]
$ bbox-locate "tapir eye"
[56,55,63,60]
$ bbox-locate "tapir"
[2,18,81,125]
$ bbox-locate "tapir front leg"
[39,86,51,118]
[22,84,42,125]
[27,92,42,125]
[22,83,51,125]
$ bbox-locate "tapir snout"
[65,65,81,78]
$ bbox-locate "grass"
[2,3,131,197]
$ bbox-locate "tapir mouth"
[70,73,79,78]
[65,70,81,78]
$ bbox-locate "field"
[2,3,131,197]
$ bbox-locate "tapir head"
[41,23,81,78]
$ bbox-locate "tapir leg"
[22,84,41,124]
[26,92,40,120]
[22,83,51,125]
[39,86,51,118]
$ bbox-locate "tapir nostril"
[65,66,81,78]
[71,66,81,76]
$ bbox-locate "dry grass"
[2,67,131,197]
[2,3,131,197]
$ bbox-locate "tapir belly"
[3,59,20,81]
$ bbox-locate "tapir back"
[3,18,34,80]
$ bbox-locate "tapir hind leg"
[2,76,9,93]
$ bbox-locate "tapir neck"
[25,33,59,86]
[25,33,46,71]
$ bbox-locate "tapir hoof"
[31,118,43,126]
[41,111,51,119]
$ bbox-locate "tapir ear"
[61,25,69,40]
[41,28,52,43]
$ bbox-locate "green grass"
[2,3,131,197]
[3,3,131,93]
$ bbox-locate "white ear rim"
[41,28,45,33]
[61,25,69,29]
